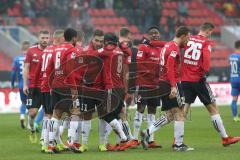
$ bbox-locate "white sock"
[28,115,35,131]
[133,111,143,140]
[68,120,79,144]
[211,114,228,138]
[74,120,82,144]
[122,120,133,140]
[20,114,25,120]
[82,120,91,145]
[105,122,112,144]
[43,118,50,147]
[55,127,63,144]
[116,119,123,143]
[174,121,184,146]
[49,117,60,144]
[148,114,169,135]
[59,116,70,136]
[40,116,48,140]
[147,114,155,142]
[110,119,127,142]
[99,119,107,144]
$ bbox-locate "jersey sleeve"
[149,40,167,47]
[167,50,179,87]
[201,42,211,73]
[137,44,148,60]
[45,55,54,90]
[24,49,32,63]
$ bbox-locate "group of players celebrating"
[13,21,240,154]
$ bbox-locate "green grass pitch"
[1,106,240,160]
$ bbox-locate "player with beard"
[23,30,50,143]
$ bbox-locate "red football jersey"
[24,45,44,88]
[159,41,180,87]
[136,40,165,88]
[180,35,212,82]
[99,46,126,89]
[46,42,78,89]
[40,45,55,92]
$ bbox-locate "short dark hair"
[200,22,215,31]
[38,30,49,35]
[93,29,104,37]
[175,26,190,38]
[64,28,77,42]
[235,40,240,49]
[120,27,131,37]
[104,32,119,45]
[148,26,160,33]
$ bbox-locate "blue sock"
[231,100,238,117]
[20,103,26,119]
[35,107,44,125]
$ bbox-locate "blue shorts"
[19,88,27,105]
[231,82,240,96]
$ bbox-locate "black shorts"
[26,88,42,109]
[51,88,73,113]
[181,81,216,106]
[136,87,160,107]
[160,82,184,111]
[100,88,125,122]
[41,92,52,114]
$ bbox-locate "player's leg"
[197,81,240,146]
[35,106,44,132]
[146,98,161,148]
[230,83,240,121]
[26,88,42,143]
[48,89,69,153]
[79,97,95,153]
[133,98,146,142]
[19,89,27,129]
[59,116,70,136]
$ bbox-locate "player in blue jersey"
[11,41,30,128]
[229,40,240,122]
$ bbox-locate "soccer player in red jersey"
[23,30,50,143]
[34,30,65,153]
[133,26,166,148]
[46,28,79,153]
[180,22,240,147]
[76,29,105,152]
[99,32,133,151]
[141,26,194,151]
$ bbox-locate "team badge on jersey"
[170,51,177,58]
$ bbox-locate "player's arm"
[11,58,18,88]
[166,50,178,98]
[149,40,167,47]
[201,43,212,73]
[45,55,54,91]
[23,63,30,95]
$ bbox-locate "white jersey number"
[117,55,123,74]
[230,60,238,74]
[55,51,61,69]
[41,53,52,71]
[184,41,202,60]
